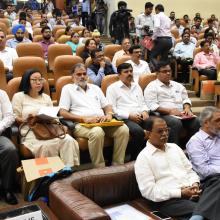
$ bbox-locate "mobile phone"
[151,211,171,220]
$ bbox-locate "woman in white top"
[12,69,80,167]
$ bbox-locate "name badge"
[6,210,43,220]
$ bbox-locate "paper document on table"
[105,204,151,220]
[37,107,60,120]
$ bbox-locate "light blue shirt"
[82,0,90,13]
[186,129,220,180]
[173,41,195,59]
[6,38,32,49]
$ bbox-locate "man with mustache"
[106,63,149,160]
[59,63,129,168]
[6,24,31,49]
[144,60,200,145]
[135,117,220,220]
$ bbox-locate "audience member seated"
[173,32,195,82]
[18,17,33,41]
[4,4,16,22]
[12,11,33,37]
[174,18,184,36]
[6,24,32,49]
[0,89,18,205]
[0,9,4,19]
[187,107,220,181]
[70,15,81,27]
[64,25,74,36]
[191,25,200,39]
[39,26,54,60]
[80,38,97,62]
[183,14,191,27]
[25,8,33,23]
[12,68,80,167]
[0,30,18,81]
[106,63,149,160]
[183,27,197,45]
[205,32,219,56]
[194,17,203,34]
[65,32,81,55]
[135,117,220,220]
[126,45,151,82]
[186,107,220,220]
[53,14,66,27]
[92,29,105,51]
[193,40,219,80]
[210,14,219,31]
[37,13,52,30]
[79,28,91,44]
[204,18,218,35]
[144,60,200,145]
[87,48,117,86]
[59,63,129,168]
[112,37,131,66]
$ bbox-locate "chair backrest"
[116,55,131,67]
[6,77,50,101]
[72,26,86,33]
[193,47,202,58]
[52,25,65,37]
[55,76,72,104]
[104,44,122,61]
[54,55,83,83]
[0,18,10,28]
[16,43,44,58]
[33,35,43,42]
[57,35,71,44]
[32,19,41,25]
[33,27,42,36]
[138,73,157,91]
[75,45,85,57]
[6,34,14,41]
[47,44,72,71]
[55,29,65,40]
[171,27,180,39]
[0,22,7,34]
[101,74,120,95]
[13,57,47,78]
[0,60,7,91]
[64,18,74,25]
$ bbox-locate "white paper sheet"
[37,106,60,120]
[105,204,151,220]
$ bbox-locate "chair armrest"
[59,118,77,130]
[49,182,110,220]
[2,123,19,138]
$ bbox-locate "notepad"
[80,119,124,128]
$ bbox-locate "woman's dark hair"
[19,68,44,94]
[84,38,96,51]
[65,25,72,35]
[81,28,90,37]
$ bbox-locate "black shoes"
[3,191,18,205]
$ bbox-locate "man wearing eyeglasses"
[135,117,219,220]
[144,60,200,145]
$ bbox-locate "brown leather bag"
[20,115,66,140]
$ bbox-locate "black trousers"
[177,59,193,83]
[0,136,18,191]
[151,175,220,220]
[124,119,148,160]
[161,115,200,146]
[199,69,217,80]
[151,37,173,61]
[81,12,89,27]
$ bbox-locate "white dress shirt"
[152,12,171,40]
[126,59,151,82]
[136,13,154,37]
[112,49,127,66]
[144,79,191,111]
[0,47,18,71]
[59,83,108,117]
[134,141,200,202]
[173,42,195,59]
[0,90,15,134]
[106,80,149,119]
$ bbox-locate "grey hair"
[199,106,220,126]
[70,63,86,74]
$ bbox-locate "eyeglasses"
[152,127,170,135]
[30,78,44,83]
[72,35,79,38]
